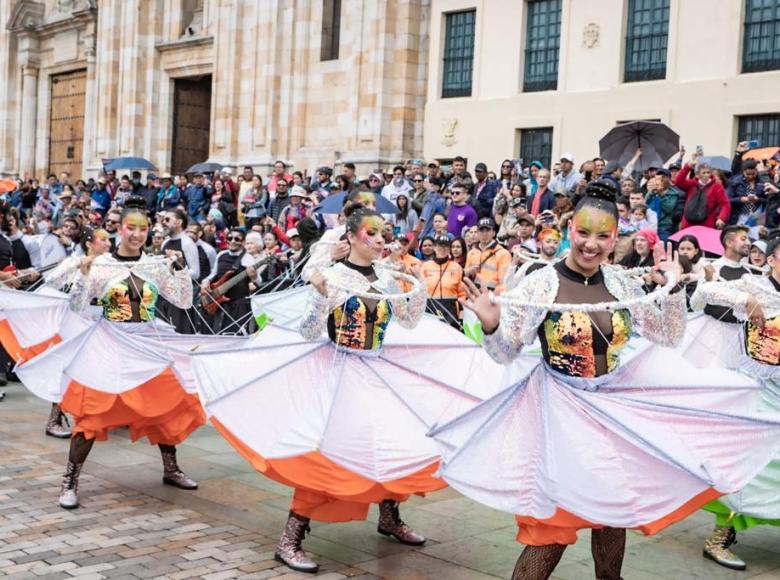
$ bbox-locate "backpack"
[684,185,709,224]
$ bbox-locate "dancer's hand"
[653,242,681,284]
[747,295,766,328]
[79,256,95,276]
[330,241,350,262]
[459,278,501,334]
[310,272,328,297]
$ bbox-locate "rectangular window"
[519,127,553,170]
[743,0,780,73]
[321,0,341,61]
[738,113,780,147]
[624,0,670,82]
[441,10,476,98]
[523,0,561,92]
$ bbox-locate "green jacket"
[645,186,683,232]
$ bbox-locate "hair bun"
[123,196,147,210]
[584,180,617,204]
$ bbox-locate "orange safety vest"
[420,260,466,301]
[465,243,512,292]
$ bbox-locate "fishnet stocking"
[68,432,95,464]
[158,443,175,454]
[591,527,626,580]
[511,544,567,580]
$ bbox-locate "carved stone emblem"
[441,117,458,147]
[583,23,600,49]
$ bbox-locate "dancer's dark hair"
[573,180,618,220]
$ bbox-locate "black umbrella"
[104,157,157,172]
[187,162,224,174]
[599,121,680,173]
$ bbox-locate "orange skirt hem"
[211,417,446,522]
[61,368,205,445]
[515,487,723,545]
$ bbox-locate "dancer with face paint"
[430,181,780,580]
[187,205,521,574]
[10,198,201,509]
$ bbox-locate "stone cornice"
[156,35,214,53]
[6,0,45,33]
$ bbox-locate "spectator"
[524,161,544,196]
[269,179,292,224]
[420,235,466,328]
[727,159,777,227]
[450,237,468,268]
[391,193,419,236]
[268,161,293,195]
[185,173,211,223]
[417,236,435,261]
[90,177,112,216]
[498,195,528,242]
[313,166,335,200]
[445,156,474,192]
[114,175,134,207]
[472,162,499,218]
[278,186,308,232]
[220,167,239,197]
[628,190,658,230]
[158,175,181,211]
[367,173,384,196]
[464,217,511,292]
[382,165,412,204]
[527,169,554,216]
[620,228,657,270]
[601,161,623,191]
[644,169,683,242]
[447,183,478,238]
[409,173,429,215]
[418,183,446,240]
[497,159,516,191]
[549,153,582,196]
[103,208,121,251]
[464,225,479,250]
[506,214,538,255]
[675,154,730,230]
[748,239,767,271]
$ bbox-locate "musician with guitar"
[199,228,271,334]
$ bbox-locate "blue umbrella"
[104,157,158,172]
[314,191,398,214]
[699,156,732,172]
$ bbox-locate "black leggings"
[511,527,625,580]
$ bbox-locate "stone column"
[18,64,39,179]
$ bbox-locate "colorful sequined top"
[69,253,193,323]
[300,260,426,351]
[484,262,686,377]
[693,275,780,366]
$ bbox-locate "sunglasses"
[502,164,513,169]
[412,179,424,183]
[227,235,244,242]
[105,219,119,225]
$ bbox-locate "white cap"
[290,186,307,198]
[287,228,300,238]
[560,152,575,163]
[222,167,233,175]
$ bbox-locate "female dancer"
[432,181,780,580]
[188,206,521,574]
[50,199,200,508]
[690,235,780,570]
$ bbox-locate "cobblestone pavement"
[3,385,780,579]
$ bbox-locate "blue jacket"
[527,188,555,214]
[158,185,182,210]
[726,174,768,223]
[90,188,112,215]
[472,179,499,218]
[184,184,210,220]
[419,193,447,239]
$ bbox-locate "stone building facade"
[0,0,430,179]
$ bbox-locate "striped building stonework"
[0,0,430,179]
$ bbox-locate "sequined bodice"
[540,309,632,378]
[101,273,159,322]
[328,296,392,350]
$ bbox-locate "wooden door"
[49,70,86,178]
[171,76,212,175]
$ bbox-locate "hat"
[290,186,307,198]
[317,166,333,176]
[656,168,671,177]
[516,214,535,226]
[222,167,233,175]
[752,239,767,253]
[553,190,567,197]
[636,228,659,249]
[97,177,107,185]
[474,162,488,172]
[427,161,439,168]
[604,160,622,174]
[160,174,173,181]
[433,235,452,245]
[669,162,681,170]
[742,159,758,170]
[477,217,496,230]
[560,153,575,163]
[368,173,383,181]
[148,172,157,180]
[287,228,300,238]
[509,197,526,208]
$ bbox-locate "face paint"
[91,229,109,242]
[572,209,617,239]
[357,191,377,207]
[537,228,562,243]
[121,212,149,236]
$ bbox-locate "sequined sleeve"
[155,266,194,309]
[299,285,346,340]
[690,279,751,320]
[483,268,552,364]
[44,256,80,290]
[388,278,426,329]
[626,274,687,347]
[68,270,103,312]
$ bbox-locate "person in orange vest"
[387,233,421,292]
[420,235,466,327]
[464,217,512,293]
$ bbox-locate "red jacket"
[675,163,730,230]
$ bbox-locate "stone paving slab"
[3,385,780,579]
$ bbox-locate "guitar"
[200,253,278,315]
